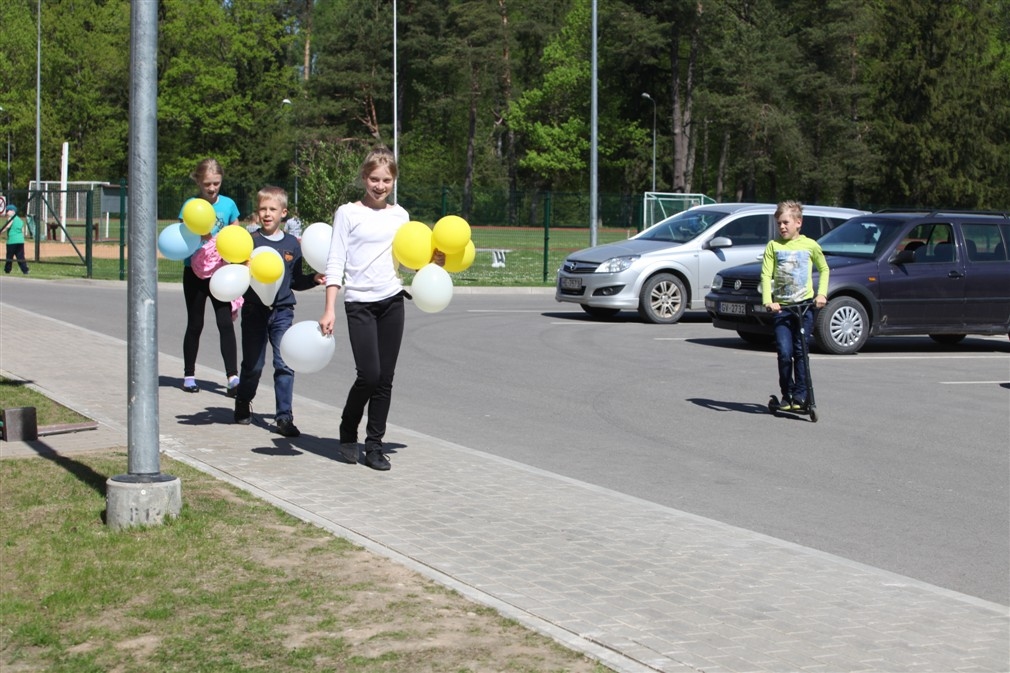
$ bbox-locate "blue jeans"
[773,306,815,403]
[236,304,295,422]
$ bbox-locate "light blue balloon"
[158,222,202,260]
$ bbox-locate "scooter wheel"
[768,396,780,413]
[809,407,819,422]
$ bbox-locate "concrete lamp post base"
[106,473,182,530]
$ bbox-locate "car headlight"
[711,274,724,290]
[596,255,639,273]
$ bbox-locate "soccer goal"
[27,180,125,242]
[642,192,715,230]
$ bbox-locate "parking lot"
[3,280,1008,605]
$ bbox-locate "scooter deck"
[767,395,819,422]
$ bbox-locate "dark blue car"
[704,211,1010,354]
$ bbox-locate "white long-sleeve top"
[325,201,408,303]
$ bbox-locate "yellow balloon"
[215,225,254,263]
[443,240,476,273]
[249,249,284,284]
[392,220,434,270]
[433,215,471,254]
[182,198,217,236]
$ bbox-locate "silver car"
[555,203,867,324]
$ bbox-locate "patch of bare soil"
[34,241,127,259]
[248,525,608,672]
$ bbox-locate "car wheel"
[737,331,775,346]
[580,304,620,319]
[814,297,869,354]
[638,273,686,324]
[928,333,966,345]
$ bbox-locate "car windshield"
[817,218,906,259]
[635,210,730,243]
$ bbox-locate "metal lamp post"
[641,92,656,192]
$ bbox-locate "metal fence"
[6,185,703,284]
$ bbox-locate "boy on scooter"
[760,200,829,412]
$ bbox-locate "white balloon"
[300,221,333,274]
[280,320,336,373]
[248,247,285,305]
[250,276,283,306]
[209,264,251,302]
[410,263,453,313]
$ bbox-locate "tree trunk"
[499,0,518,225]
[716,130,729,202]
[669,4,701,194]
[463,67,478,220]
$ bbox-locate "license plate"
[720,302,746,315]
[560,277,582,290]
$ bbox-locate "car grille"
[561,260,599,274]
[722,277,760,293]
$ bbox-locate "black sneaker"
[234,400,252,425]
[363,447,390,471]
[275,418,300,437]
[182,382,199,393]
[338,443,359,464]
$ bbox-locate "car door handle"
[948,270,964,279]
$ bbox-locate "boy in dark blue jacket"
[234,186,323,436]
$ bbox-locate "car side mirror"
[708,236,732,249]
[891,249,916,265]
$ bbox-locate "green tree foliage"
[159,0,297,196]
[508,0,591,190]
[2,0,1009,213]
[864,0,1010,207]
[297,138,373,222]
[0,1,39,189]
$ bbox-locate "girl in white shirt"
[319,146,443,471]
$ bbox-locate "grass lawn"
[0,451,611,673]
[0,377,92,427]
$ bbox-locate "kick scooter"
[767,301,819,423]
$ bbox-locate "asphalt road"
[3,277,1008,605]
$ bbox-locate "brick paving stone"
[2,302,1008,673]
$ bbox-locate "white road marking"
[939,380,1010,385]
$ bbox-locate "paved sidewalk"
[2,303,1007,673]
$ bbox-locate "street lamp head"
[281,99,292,106]
[641,92,652,101]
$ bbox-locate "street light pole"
[35,0,41,189]
[641,92,656,192]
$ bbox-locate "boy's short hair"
[775,200,803,220]
[256,185,289,210]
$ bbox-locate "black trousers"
[4,243,28,274]
[182,265,238,378]
[340,293,405,446]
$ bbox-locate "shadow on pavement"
[686,398,769,415]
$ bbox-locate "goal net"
[27,180,124,242]
[642,192,715,230]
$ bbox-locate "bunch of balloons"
[157,198,218,261]
[392,215,473,313]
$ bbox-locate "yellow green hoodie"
[760,235,829,305]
